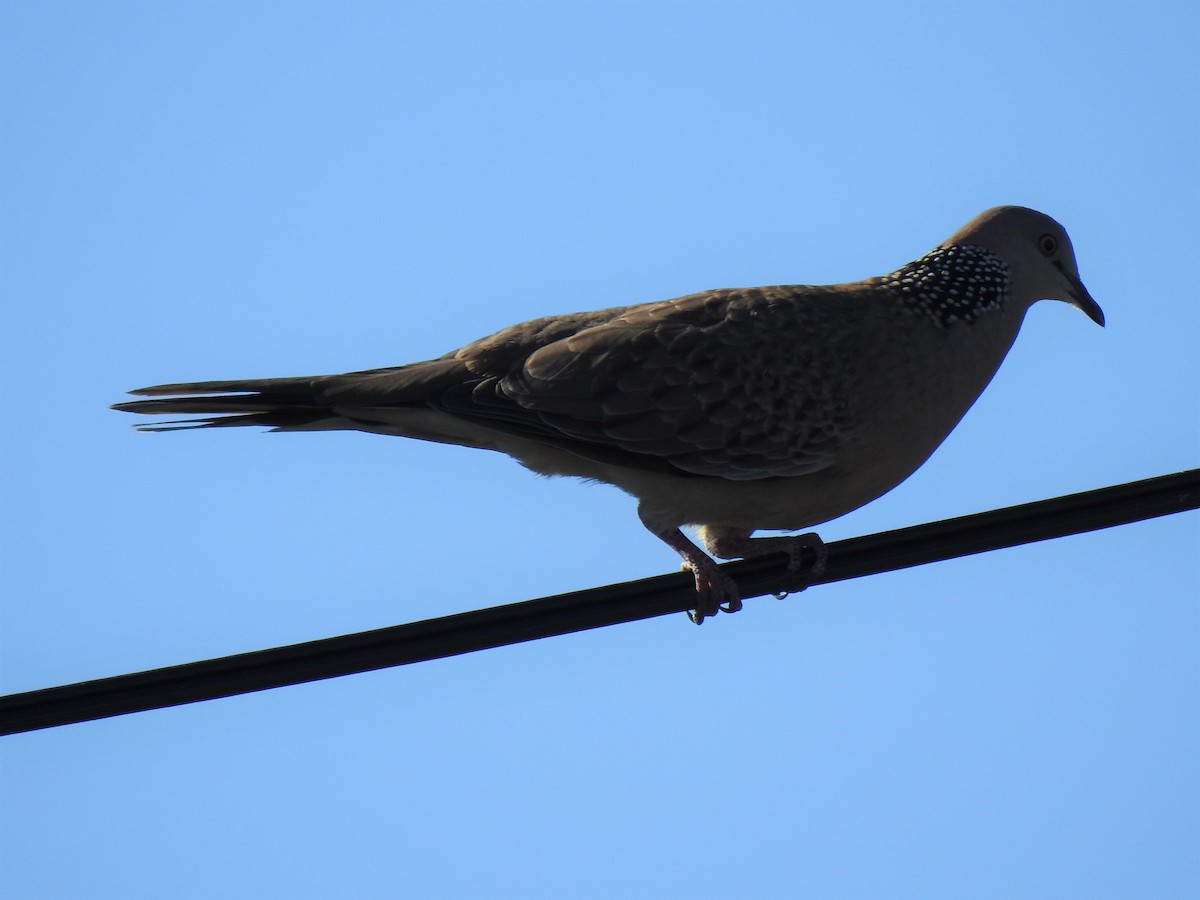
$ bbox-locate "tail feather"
[112,393,318,416]
[125,376,319,397]
[121,413,313,432]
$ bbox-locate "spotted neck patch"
[882,243,1010,327]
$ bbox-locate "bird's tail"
[111,376,337,431]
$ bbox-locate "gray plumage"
[114,205,1104,622]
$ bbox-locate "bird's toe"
[684,559,742,625]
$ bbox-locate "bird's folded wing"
[332,287,861,480]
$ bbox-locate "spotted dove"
[114,206,1104,622]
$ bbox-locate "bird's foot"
[651,527,827,624]
[654,527,741,624]
[683,556,743,625]
[705,530,828,597]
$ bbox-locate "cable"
[2,469,1197,736]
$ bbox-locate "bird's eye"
[1038,234,1058,256]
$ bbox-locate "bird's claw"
[683,560,741,625]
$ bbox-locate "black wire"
[2,469,1197,736]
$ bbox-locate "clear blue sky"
[2,3,1197,898]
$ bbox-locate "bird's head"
[950,206,1105,327]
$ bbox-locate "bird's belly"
[595,389,978,533]
[608,459,918,532]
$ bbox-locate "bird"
[114,205,1104,623]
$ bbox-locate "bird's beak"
[1070,281,1105,327]
[1058,264,1105,326]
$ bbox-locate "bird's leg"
[652,527,741,624]
[701,527,829,588]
